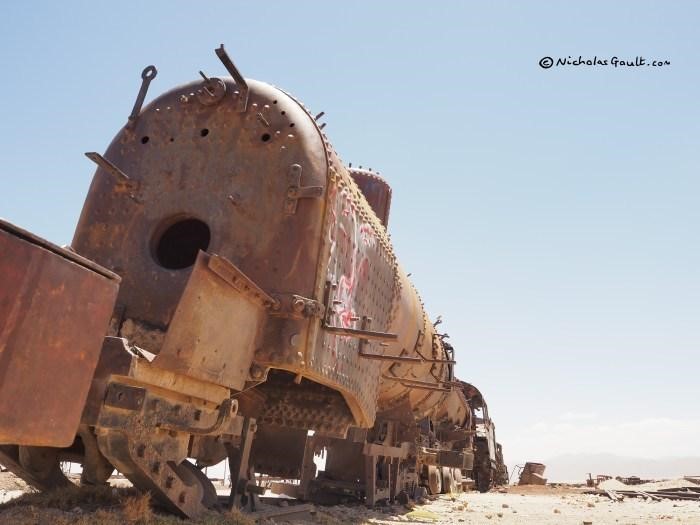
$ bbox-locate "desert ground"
[1,472,700,524]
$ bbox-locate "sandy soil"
[1,472,700,524]
[338,486,700,525]
[0,471,28,506]
[0,472,28,491]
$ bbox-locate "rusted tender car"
[0,46,504,516]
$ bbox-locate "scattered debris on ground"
[2,472,700,524]
[589,477,700,503]
[516,463,547,486]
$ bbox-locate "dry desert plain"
[2,472,700,524]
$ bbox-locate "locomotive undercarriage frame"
[0,335,482,517]
[265,410,475,507]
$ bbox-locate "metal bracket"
[104,383,146,411]
[196,70,227,107]
[215,44,249,112]
[207,254,277,309]
[85,152,141,202]
[414,330,425,350]
[381,375,452,393]
[412,329,456,364]
[102,382,237,436]
[270,293,324,319]
[413,346,456,365]
[359,351,421,364]
[177,398,236,436]
[324,325,398,342]
[322,284,397,342]
[358,316,423,365]
[127,65,157,126]
[323,281,337,326]
[358,316,372,354]
[346,314,456,366]
[357,316,409,362]
[285,164,323,215]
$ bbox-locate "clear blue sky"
[1,1,698,467]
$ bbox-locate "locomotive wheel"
[78,426,114,486]
[18,446,72,490]
[2,435,113,492]
[474,440,493,493]
[426,465,442,495]
[175,460,218,509]
[414,485,429,502]
[453,468,464,492]
[441,467,455,494]
[0,445,71,491]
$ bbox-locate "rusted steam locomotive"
[0,46,505,517]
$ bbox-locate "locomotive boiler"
[0,45,504,517]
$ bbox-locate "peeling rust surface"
[155,252,271,391]
[349,168,392,228]
[0,220,119,447]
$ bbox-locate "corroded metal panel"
[308,159,455,428]
[348,168,392,228]
[308,169,398,427]
[155,251,273,391]
[251,424,307,478]
[255,372,355,437]
[0,220,119,447]
[71,78,328,355]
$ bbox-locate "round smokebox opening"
[153,218,211,270]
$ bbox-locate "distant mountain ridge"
[508,453,700,483]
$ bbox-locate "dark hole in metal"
[200,128,209,137]
[261,133,271,142]
[155,218,210,270]
[141,136,149,144]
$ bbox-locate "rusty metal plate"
[0,220,120,447]
[154,251,272,391]
[348,168,392,228]
[255,371,355,438]
[251,424,307,478]
[437,450,466,469]
[72,78,328,339]
[307,169,398,428]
